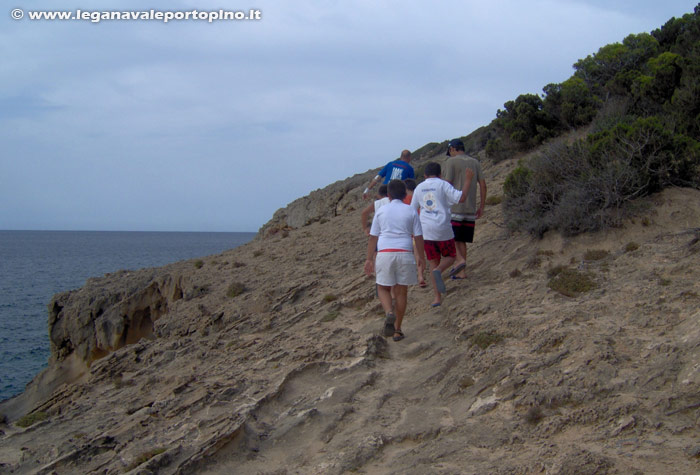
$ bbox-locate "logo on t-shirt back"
[421,192,438,212]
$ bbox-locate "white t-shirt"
[373,197,390,212]
[411,177,462,241]
[370,199,423,251]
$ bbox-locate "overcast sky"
[1,1,697,232]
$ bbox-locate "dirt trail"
[1,152,698,474]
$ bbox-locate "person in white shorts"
[364,179,425,341]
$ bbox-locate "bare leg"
[413,243,426,286]
[454,241,467,278]
[437,256,455,273]
[392,284,408,335]
[377,284,393,315]
[428,256,454,305]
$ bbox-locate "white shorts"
[375,251,418,287]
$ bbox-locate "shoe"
[430,302,441,307]
[449,263,465,277]
[450,275,466,280]
[432,269,446,293]
[383,313,396,337]
[393,330,405,342]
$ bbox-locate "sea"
[0,230,256,402]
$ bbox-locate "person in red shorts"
[410,162,473,307]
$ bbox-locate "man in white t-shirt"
[365,180,425,341]
[411,162,473,307]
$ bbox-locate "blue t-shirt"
[378,160,415,184]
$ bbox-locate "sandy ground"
[1,153,699,474]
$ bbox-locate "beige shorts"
[375,251,418,286]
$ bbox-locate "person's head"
[400,149,411,162]
[377,184,388,198]
[404,178,417,192]
[424,162,441,178]
[387,179,407,201]
[446,138,465,157]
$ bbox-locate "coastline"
[0,231,256,402]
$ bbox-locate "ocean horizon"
[0,230,256,401]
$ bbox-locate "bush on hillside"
[503,115,700,237]
[487,7,700,165]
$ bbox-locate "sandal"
[449,263,465,277]
[393,330,405,342]
[383,313,396,337]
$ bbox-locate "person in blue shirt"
[363,150,415,199]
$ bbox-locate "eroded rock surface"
[1,150,699,474]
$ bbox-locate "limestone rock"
[1,149,699,474]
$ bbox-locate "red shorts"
[424,239,456,261]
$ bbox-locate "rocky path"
[1,152,698,473]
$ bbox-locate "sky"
[1,1,697,232]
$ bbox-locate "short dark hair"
[387,179,407,201]
[377,184,388,198]
[404,178,417,191]
[424,162,441,177]
[447,139,465,156]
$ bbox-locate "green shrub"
[323,294,338,303]
[193,260,204,269]
[525,406,544,425]
[226,282,246,298]
[485,137,510,162]
[503,165,533,199]
[491,8,700,238]
[584,249,609,261]
[548,268,597,297]
[503,117,700,237]
[625,242,640,252]
[15,411,48,428]
[547,265,568,278]
[321,311,339,322]
[485,195,503,205]
[126,448,167,471]
[471,331,504,349]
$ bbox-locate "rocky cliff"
[1,146,699,474]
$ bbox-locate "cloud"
[1,0,698,231]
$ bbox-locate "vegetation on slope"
[482,5,700,236]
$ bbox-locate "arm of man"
[413,235,426,274]
[476,179,487,219]
[360,203,374,235]
[363,175,382,200]
[364,234,379,275]
[410,188,420,211]
[457,168,475,203]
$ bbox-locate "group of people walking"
[362,140,487,342]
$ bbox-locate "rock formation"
[1,146,699,474]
